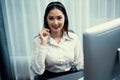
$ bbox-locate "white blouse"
[30,32,84,75]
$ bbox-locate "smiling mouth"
[52,27,59,29]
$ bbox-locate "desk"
[48,71,84,80]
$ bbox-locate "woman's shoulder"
[33,35,41,44]
[68,31,78,39]
[67,31,80,43]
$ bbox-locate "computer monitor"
[83,18,120,80]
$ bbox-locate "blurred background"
[0,0,120,80]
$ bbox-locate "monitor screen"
[83,18,120,80]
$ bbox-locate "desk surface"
[48,71,84,80]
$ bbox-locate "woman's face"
[47,8,65,33]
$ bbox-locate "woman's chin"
[51,29,61,33]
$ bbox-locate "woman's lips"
[52,26,59,29]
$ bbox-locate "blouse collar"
[47,32,73,45]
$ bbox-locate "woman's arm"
[74,36,84,71]
[30,28,49,75]
[30,37,47,75]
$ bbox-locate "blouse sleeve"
[30,37,47,75]
[74,36,84,70]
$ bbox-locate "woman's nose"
[53,19,58,25]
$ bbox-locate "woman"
[30,1,84,80]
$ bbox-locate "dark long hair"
[43,1,69,33]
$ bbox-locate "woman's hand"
[39,28,50,45]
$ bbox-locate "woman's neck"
[51,31,62,39]
[50,31,63,43]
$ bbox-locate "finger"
[39,28,50,37]
[43,31,49,36]
[43,28,50,32]
[43,33,47,37]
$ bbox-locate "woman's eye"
[48,16,63,20]
[57,17,62,20]
[49,17,54,20]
